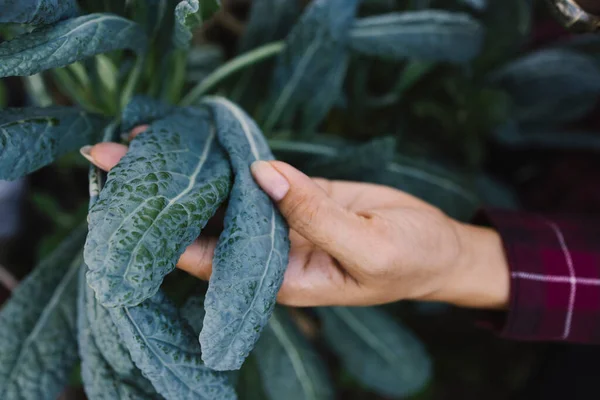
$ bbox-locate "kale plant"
[1,0,600,399]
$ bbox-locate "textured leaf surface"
[181,293,206,334]
[0,227,86,400]
[110,291,236,400]
[254,308,334,400]
[85,107,232,307]
[173,0,203,49]
[0,0,78,24]
[489,49,600,123]
[349,11,484,63]
[200,97,290,371]
[0,13,147,78]
[77,267,160,400]
[121,96,175,133]
[318,307,431,398]
[0,106,106,180]
[264,0,360,131]
[82,271,157,396]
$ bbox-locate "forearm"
[428,222,511,310]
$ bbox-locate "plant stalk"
[179,41,285,106]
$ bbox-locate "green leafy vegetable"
[120,95,175,133]
[231,0,301,109]
[264,0,361,132]
[238,0,301,53]
[173,0,203,49]
[0,13,147,78]
[254,308,334,400]
[181,293,206,334]
[0,0,78,25]
[199,97,290,371]
[85,107,232,307]
[489,49,600,123]
[77,267,160,400]
[110,291,236,400]
[81,270,157,396]
[349,11,484,63]
[0,227,86,400]
[0,106,106,180]
[318,307,431,398]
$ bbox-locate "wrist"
[434,221,510,310]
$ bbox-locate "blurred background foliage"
[1,0,600,398]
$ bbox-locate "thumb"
[251,160,367,263]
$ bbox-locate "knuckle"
[285,194,324,230]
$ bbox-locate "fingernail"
[251,161,290,201]
[80,145,95,163]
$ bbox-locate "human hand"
[82,128,509,309]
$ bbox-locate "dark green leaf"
[0,227,86,400]
[489,49,600,124]
[254,308,334,400]
[236,357,269,400]
[349,11,484,63]
[84,108,232,307]
[77,267,160,400]
[264,0,360,132]
[82,271,157,396]
[0,13,147,78]
[199,97,290,371]
[494,120,600,152]
[0,0,78,25]
[0,106,106,180]
[121,96,175,133]
[318,307,431,398]
[180,293,206,335]
[110,291,236,400]
[173,0,203,49]
[238,0,301,53]
[231,0,301,109]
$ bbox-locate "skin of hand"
[81,126,510,310]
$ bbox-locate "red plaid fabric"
[477,209,600,344]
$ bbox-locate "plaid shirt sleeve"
[475,209,600,344]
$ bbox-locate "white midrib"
[205,97,260,160]
[123,308,200,395]
[201,97,280,365]
[269,316,318,399]
[58,15,118,39]
[3,262,79,393]
[121,128,216,278]
[332,308,399,368]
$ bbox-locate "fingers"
[177,237,217,280]
[251,160,371,272]
[80,124,149,171]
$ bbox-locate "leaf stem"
[23,74,53,107]
[179,40,285,106]
[120,55,146,110]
